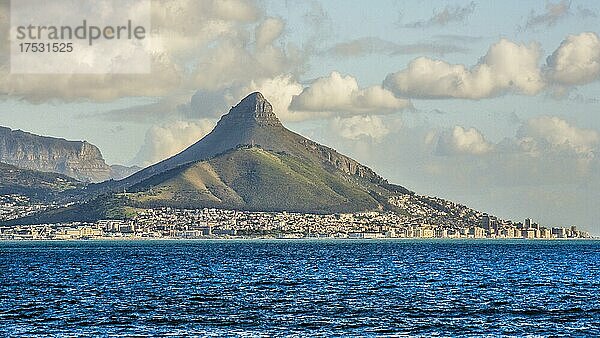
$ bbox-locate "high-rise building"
[490,219,499,234]
[481,215,490,230]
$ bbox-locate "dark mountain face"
[0,127,139,183]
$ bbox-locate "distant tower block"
[481,214,490,230]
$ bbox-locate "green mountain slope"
[0,162,85,202]
[127,146,383,213]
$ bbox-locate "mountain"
[117,92,408,189]
[113,92,410,213]
[109,164,143,181]
[7,92,416,224]
[0,126,139,182]
[0,162,85,202]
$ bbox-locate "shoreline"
[0,237,598,242]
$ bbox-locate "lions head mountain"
[6,92,481,225]
[115,92,409,213]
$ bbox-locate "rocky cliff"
[0,126,117,183]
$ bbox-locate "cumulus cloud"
[245,74,305,121]
[516,116,599,157]
[329,116,390,141]
[404,2,476,28]
[291,71,410,114]
[202,73,410,122]
[434,117,598,160]
[109,71,407,126]
[521,0,571,31]
[384,39,544,99]
[0,0,304,102]
[255,17,285,48]
[436,126,493,155]
[545,32,600,86]
[328,37,468,57]
[189,35,304,92]
[0,0,189,101]
[0,58,182,102]
[171,71,411,124]
[134,120,215,166]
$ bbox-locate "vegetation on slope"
[126,147,382,214]
[0,162,85,202]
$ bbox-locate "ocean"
[1,240,599,337]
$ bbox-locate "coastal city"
[0,194,591,240]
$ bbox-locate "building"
[468,227,486,238]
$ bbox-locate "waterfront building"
[468,227,486,238]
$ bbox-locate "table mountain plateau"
[0,126,139,182]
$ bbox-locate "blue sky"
[1,0,600,233]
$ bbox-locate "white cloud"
[245,74,305,121]
[434,117,599,159]
[0,56,182,102]
[329,115,390,141]
[384,39,544,99]
[0,0,305,102]
[134,120,215,166]
[436,126,493,155]
[546,32,600,86]
[255,17,285,48]
[291,71,410,113]
[189,35,304,92]
[516,116,599,157]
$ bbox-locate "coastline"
[1,237,598,243]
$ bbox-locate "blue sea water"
[0,240,599,337]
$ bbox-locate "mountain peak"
[225,92,281,126]
[236,92,270,111]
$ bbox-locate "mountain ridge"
[0,126,139,182]
[0,162,85,202]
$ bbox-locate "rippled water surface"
[1,240,599,337]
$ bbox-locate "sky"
[1,0,600,233]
